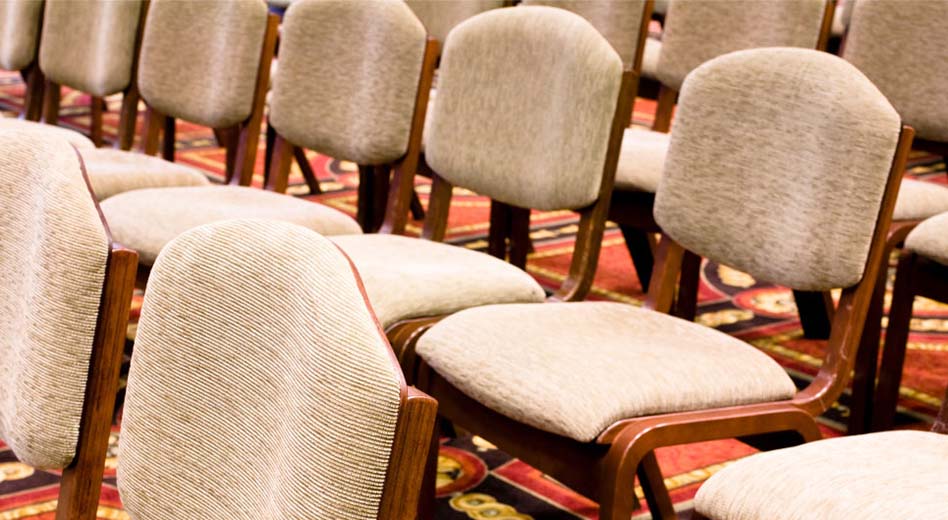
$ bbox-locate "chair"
[117,219,437,519]
[0,0,44,120]
[0,130,137,520]
[405,0,504,45]
[835,0,948,433]
[328,5,634,366]
[409,48,912,520]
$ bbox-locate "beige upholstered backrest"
[0,0,42,71]
[521,0,648,67]
[657,0,828,91]
[426,6,623,211]
[844,0,948,142]
[654,48,901,291]
[269,0,426,165]
[405,0,503,43]
[137,0,267,128]
[39,0,142,97]
[118,219,404,519]
[0,130,109,469]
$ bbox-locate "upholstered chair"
[405,0,504,45]
[409,48,912,520]
[837,0,948,433]
[0,130,137,520]
[328,5,632,373]
[118,219,437,520]
[0,0,44,119]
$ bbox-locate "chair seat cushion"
[905,211,948,266]
[614,128,669,193]
[330,234,546,329]
[81,149,211,200]
[416,301,796,442]
[0,117,95,150]
[101,186,361,265]
[641,37,661,80]
[893,178,948,221]
[695,430,948,520]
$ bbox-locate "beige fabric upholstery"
[642,36,660,79]
[137,0,266,128]
[119,219,401,519]
[269,0,426,165]
[830,0,854,37]
[100,186,361,265]
[426,6,622,211]
[695,430,948,520]
[330,234,546,329]
[39,0,142,97]
[654,48,901,291]
[905,211,948,267]
[657,0,827,91]
[80,148,211,201]
[0,130,109,469]
[405,0,503,43]
[417,302,796,442]
[0,117,95,149]
[0,0,42,71]
[893,178,948,222]
[522,0,647,67]
[844,0,948,142]
[614,128,669,192]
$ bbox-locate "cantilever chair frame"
[53,151,138,520]
[411,126,914,520]
[41,0,150,149]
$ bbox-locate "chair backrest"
[426,6,623,212]
[0,0,42,71]
[38,0,143,98]
[521,0,650,68]
[843,0,948,143]
[269,0,427,165]
[405,0,503,44]
[654,47,902,292]
[137,0,267,129]
[656,0,830,91]
[118,219,433,519]
[0,130,110,469]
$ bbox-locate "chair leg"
[21,64,44,121]
[792,290,834,340]
[42,80,60,125]
[619,224,654,292]
[848,265,887,434]
[637,451,676,520]
[357,165,377,232]
[673,251,701,321]
[90,96,105,147]
[416,423,440,520]
[870,253,918,432]
[293,147,322,195]
[410,190,426,221]
[162,117,176,161]
[263,121,276,186]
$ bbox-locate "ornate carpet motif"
[1,74,946,519]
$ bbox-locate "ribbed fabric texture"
[0,130,109,469]
[119,219,402,519]
[39,0,142,97]
[654,48,901,291]
[137,0,266,128]
[0,0,41,71]
[425,6,623,211]
[81,148,210,200]
[893,178,948,221]
[270,0,426,165]
[0,117,96,149]
[905,211,948,267]
[404,0,502,43]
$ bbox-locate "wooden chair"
[835,0,948,434]
[117,219,436,520]
[605,0,835,335]
[409,48,913,520]
[38,0,146,148]
[0,0,44,120]
[327,5,636,371]
[0,130,137,520]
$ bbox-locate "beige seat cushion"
[0,117,95,150]
[81,149,211,200]
[330,234,546,329]
[695,430,948,520]
[614,128,669,193]
[905,211,948,266]
[100,186,361,265]
[416,301,796,442]
[641,36,660,80]
[893,178,948,221]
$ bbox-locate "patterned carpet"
[1,73,947,519]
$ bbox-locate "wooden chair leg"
[487,200,512,261]
[293,147,322,195]
[508,206,531,270]
[162,117,176,161]
[672,251,701,322]
[90,97,105,147]
[263,121,276,186]
[870,253,919,432]
[848,265,887,434]
[620,224,654,292]
[21,64,44,121]
[410,189,426,221]
[637,451,676,520]
[792,290,834,340]
[42,80,61,125]
[416,423,440,520]
[357,165,378,232]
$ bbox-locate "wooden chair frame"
[411,127,913,520]
[50,151,138,520]
[40,0,150,149]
